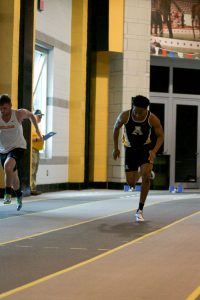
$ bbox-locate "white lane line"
[15,245,32,248]
[97,248,110,251]
[43,247,59,249]
[70,248,88,251]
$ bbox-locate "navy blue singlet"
[123,109,152,149]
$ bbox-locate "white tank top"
[0,109,27,153]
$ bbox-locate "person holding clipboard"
[31,109,44,195]
[31,109,56,195]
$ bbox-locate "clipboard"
[43,131,56,141]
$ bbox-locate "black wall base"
[36,181,125,194]
[0,182,125,198]
[0,181,170,198]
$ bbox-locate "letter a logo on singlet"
[132,126,143,135]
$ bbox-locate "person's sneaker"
[16,196,22,211]
[150,170,155,180]
[129,187,135,192]
[135,210,144,222]
[3,194,12,204]
[31,190,42,196]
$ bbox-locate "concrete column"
[108,0,151,186]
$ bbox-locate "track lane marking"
[186,286,200,300]
[0,200,165,246]
[1,193,199,221]
[0,194,139,220]
[0,210,199,299]
[0,207,142,246]
[0,198,116,220]
[0,196,124,220]
[0,196,199,246]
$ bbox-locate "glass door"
[150,96,170,190]
[150,95,169,155]
[172,99,200,188]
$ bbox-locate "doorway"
[172,99,200,187]
[150,57,200,188]
[150,95,200,188]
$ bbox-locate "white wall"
[36,0,71,45]
[35,0,72,185]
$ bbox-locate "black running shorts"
[124,145,151,172]
[0,148,25,171]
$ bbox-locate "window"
[33,46,48,156]
[175,105,197,182]
[150,103,164,154]
[150,66,170,93]
[173,68,200,95]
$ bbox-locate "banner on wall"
[151,0,200,59]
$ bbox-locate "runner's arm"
[149,113,164,162]
[17,109,43,140]
[113,111,128,160]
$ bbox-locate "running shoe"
[150,170,155,180]
[3,194,12,204]
[135,210,144,222]
[31,190,42,196]
[16,196,23,211]
[129,187,135,192]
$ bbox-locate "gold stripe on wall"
[0,0,20,107]
[0,0,20,188]
[109,0,124,52]
[68,0,88,182]
[11,0,20,107]
[89,52,109,182]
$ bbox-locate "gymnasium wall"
[35,0,72,185]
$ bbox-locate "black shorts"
[0,148,25,171]
[124,145,151,172]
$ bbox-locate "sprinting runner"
[0,94,43,210]
[113,95,164,222]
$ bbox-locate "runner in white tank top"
[0,94,43,211]
[0,109,26,153]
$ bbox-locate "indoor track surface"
[0,189,200,300]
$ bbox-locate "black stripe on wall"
[18,0,35,195]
